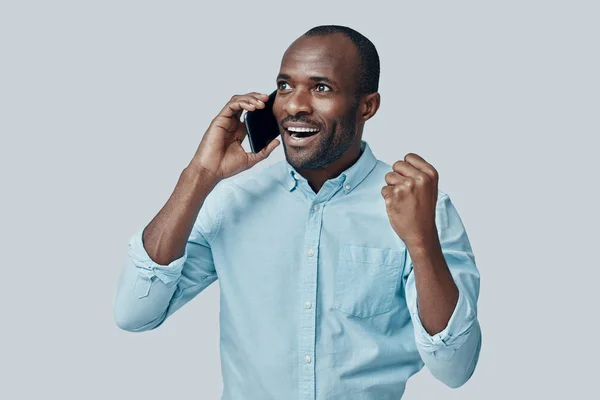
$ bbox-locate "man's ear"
[358,92,381,123]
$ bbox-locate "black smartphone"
[243,90,280,154]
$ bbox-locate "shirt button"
[304,355,311,363]
[313,204,319,211]
[305,301,312,309]
[307,248,314,257]
[344,184,351,190]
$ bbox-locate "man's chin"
[286,153,333,170]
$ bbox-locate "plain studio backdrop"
[0,1,598,398]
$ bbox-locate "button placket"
[299,195,326,399]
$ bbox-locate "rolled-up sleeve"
[113,181,230,332]
[404,192,482,388]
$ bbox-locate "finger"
[214,93,271,133]
[218,96,258,119]
[219,92,271,119]
[236,115,249,142]
[247,92,271,103]
[384,171,409,186]
[247,138,281,167]
[380,186,394,207]
[237,92,272,122]
[244,96,266,110]
[218,100,253,120]
[237,92,270,109]
[403,153,438,179]
[392,160,423,179]
[246,92,271,102]
[242,93,273,113]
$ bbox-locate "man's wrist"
[406,230,441,258]
[183,165,221,189]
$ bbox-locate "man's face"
[273,33,362,170]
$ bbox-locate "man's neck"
[297,140,364,194]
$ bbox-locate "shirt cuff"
[127,228,187,286]
[411,287,476,356]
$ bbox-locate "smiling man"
[113,25,482,399]
[275,30,373,194]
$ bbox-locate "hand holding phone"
[188,92,280,181]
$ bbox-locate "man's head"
[273,25,381,170]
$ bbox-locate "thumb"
[247,139,280,168]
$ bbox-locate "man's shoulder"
[221,159,288,195]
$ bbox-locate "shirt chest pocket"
[333,245,406,318]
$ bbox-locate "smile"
[287,126,320,137]
[285,127,320,146]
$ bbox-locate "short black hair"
[303,25,380,97]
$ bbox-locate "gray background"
[1,0,598,398]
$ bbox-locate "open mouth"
[285,125,321,144]
[286,126,320,138]
[285,127,320,146]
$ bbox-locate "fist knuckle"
[415,173,428,184]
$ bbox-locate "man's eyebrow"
[276,73,338,86]
[309,76,337,86]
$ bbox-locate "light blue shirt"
[113,140,482,399]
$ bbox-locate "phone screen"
[243,90,280,154]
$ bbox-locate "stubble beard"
[282,109,359,170]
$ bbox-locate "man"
[113,25,482,399]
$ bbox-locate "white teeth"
[287,127,319,133]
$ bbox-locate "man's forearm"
[408,234,459,335]
[142,166,220,266]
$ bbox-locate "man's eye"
[316,84,331,92]
[278,82,290,90]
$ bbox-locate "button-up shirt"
[113,140,482,399]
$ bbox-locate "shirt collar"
[285,140,377,193]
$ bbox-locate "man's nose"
[283,90,312,116]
